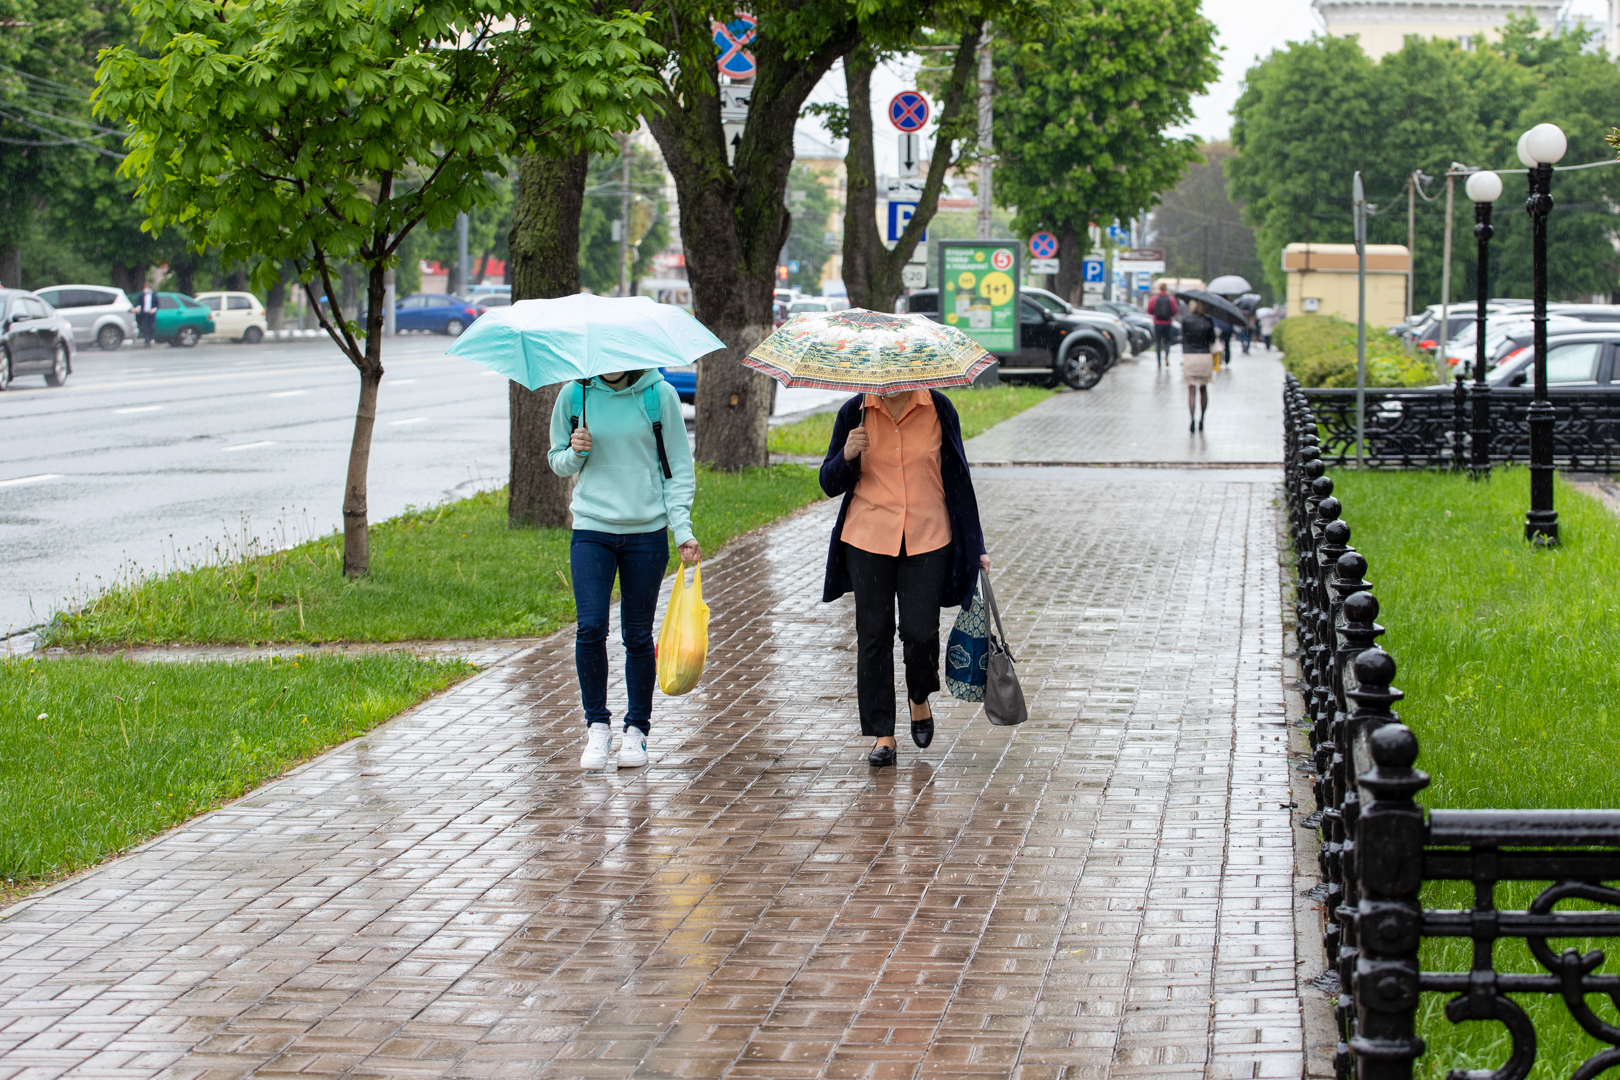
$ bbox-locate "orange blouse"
[840,390,951,556]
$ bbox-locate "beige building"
[1313,0,1561,58]
[1282,243,1411,327]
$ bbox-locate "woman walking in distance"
[549,368,699,771]
[819,388,990,767]
[1181,299,1215,432]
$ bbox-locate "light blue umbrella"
[445,294,725,389]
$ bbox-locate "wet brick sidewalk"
[0,457,1298,1080]
[967,347,1285,465]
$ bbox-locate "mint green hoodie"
[547,370,696,545]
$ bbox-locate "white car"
[194,291,269,343]
[32,284,136,351]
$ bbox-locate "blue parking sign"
[886,201,926,242]
[1081,258,1105,284]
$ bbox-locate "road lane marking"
[389,417,428,426]
[222,441,276,452]
[269,390,306,398]
[0,473,63,488]
[113,405,163,414]
[392,379,417,385]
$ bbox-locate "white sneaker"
[619,728,648,768]
[580,724,614,768]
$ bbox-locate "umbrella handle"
[570,381,590,457]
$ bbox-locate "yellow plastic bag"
[656,562,709,695]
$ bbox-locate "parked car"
[901,287,1116,389]
[151,292,216,347]
[787,299,832,315]
[194,291,269,343]
[1087,298,1163,352]
[395,293,486,335]
[1415,330,1620,392]
[32,284,135,351]
[467,284,511,307]
[660,365,696,404]
[1019,285,1134,361]
[0,288,74,388]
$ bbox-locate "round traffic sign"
[1029,231,1058,259]
[990,248,1014,271]
[712,13,757,79]
[888,91,930,133]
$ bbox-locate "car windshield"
[789,301,829,313]
[1026,293,1067,313]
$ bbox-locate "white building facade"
[1312,0,1565,58]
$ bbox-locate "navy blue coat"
[819,391,987,609]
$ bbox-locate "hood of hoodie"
[584,369,665,396]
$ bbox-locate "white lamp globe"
[1466,170,1504,203]
[1525,123,1568,165]
[1517,130,1537,167]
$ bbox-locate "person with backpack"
[549,368,698,771]
[1150,283,1177,366]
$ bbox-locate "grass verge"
[1,653,472,892]
[1326,467,1620,1079]
[43,465,825,646]
[768,384,1056,456]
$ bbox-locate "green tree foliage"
[578,143,670,294]
[782,164,838,293]
[1230,22,1620,305]
[1153,142,1268,298]
[405,177,516,293]
[991,0,1217,302]
[96,0,658,576]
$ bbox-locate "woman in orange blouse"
[819,388,990,767]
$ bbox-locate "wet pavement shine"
[0,357,1299,1079]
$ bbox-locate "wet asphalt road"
[0,334,512,634]
[0,334,847,636]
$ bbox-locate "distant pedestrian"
[135,284,157,347]
[819,389,989,768]
[1258,305,1282,350]
[1213,314,1234,366]
[1181,300,1215,432]
[549,368,698,771]
[1149,283,1176,366]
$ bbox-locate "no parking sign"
[1029,232,1058,259]
[888,91,929,132]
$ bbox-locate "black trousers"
[844,540,953,738]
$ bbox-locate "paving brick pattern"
[967,349,1285,465]
[0,462,1298,1080]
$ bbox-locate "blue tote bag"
[946,582,989,702]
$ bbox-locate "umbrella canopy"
[1207,274,1253,295]
[445,294,725,390]
[743,309,994,394]
[1176,289,1249,324]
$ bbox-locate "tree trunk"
[341,263,389,577]
[169,252,197,295]
[265,263,287,333]
[110,263,146,294]
[841,25,982,314]
[646,24,858,469]
[507,151,587,528]
[0,247,19,290]
[1057,226,1084,305]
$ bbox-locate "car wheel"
[445,318,465,337]
[97,325,125,351]
[1061,344,1105,390]
[242,326,263,345]
[0,350,10,391]
[44,342,69,387]
[177,326,200,348]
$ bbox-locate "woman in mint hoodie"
[549,368,699,769]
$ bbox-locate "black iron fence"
[1284,373,1620,1080]
[1302,382,1620,470]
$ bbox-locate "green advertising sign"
[939,240,1020,354]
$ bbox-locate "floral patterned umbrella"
[743,309,994,394]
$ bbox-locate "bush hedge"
[1273,314,1436,388]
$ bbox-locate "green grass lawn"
[1326,467,1620,1079]
[768,384,1056,456]
[0,653,471,890]
[44,465,825,647]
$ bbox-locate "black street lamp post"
[1466,169,1502,479]
[1519,123,1566,544]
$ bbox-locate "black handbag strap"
[978,569,1014,663]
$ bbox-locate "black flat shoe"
[868,744,896,768]
[910,712,934,749]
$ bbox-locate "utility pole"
[1439,171,1454,360]
[1354,171,1368,465]
[975,33,993,239]
[1609,0,1619,61]
[454,211,469,296]
[1406,173,1415,321]
[619,132,632,297]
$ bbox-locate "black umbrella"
[1176,289,1248,323]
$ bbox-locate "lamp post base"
[1525,511,1559,545]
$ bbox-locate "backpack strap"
[568,380,586,433]
[645,385,672,480]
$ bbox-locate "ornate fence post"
[1346,649,1429,1080]
[1452,374,1467,472]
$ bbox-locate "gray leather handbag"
[978,570,1027,727]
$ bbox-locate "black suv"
[901,288,1117,389]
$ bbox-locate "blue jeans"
[571,529,669,732]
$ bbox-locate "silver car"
[33,284,136,351]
